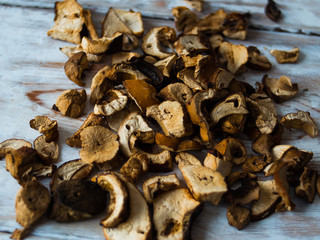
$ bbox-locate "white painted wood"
[1,2,320,240]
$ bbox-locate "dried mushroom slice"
[92,172,129,228]
[111,52,142,65]
[226,204,250,230]
[247,46,272,71]
[221,114,247,135]
[0,139,32,159]
[242,155,267,173]
[104,173,152,240]
[145,150,173,172]
[204,150,233,177]
[184,0,204,12]
[47,0,98,44]
[11,180,50,240]
[143,174,180,204]
[64,52,89,87]
[80,126,120,169]
[265,0,281,21]
[280,111,318,138]
[60,45,102,63]
[172,7,198,32]
[153,188,201,240]
[30,116,58,143]
[214,137,247,165]
[270,48,299,64]
[81,33,123,55]
[219,42,248,74]
[55,89,87,118]
[34,135,59,165]
[49,179,107,222]
[251,180,281,221]
[180,165,227,205]
[262,75,298,103]
[155,133,201,152]
[154,55,177,78]
[210,68,234,90]
[94,89,128,116]
[222,12,248,40]
[175,34,209,56]
[175,152,202,169]
[120,153,148,183]
[159,83,193,105]
[295,167,317,203]
[195,9,226,35]
[177,68,203,91]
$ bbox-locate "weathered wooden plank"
[1,4,320,240]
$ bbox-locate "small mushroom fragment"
[226,204,250,230]
[55,89,87,118]
[30,116,58,143]
[11,180,50,240]
[153,188,201,240]
[177,68,203,91]
[175,34,209,56]
[180,165,227,205]
[154,55,177,78]
[183,0,204,12]
[64,52,89,87]
[222,12,248,40]
[221,114,247,135]
[146,150,173,172]
[209,34,224,50]
[94,89,128,116]
[80,126,121,169]
[251,180,281,221]
[112,62,149,82]
[265,0,281,22]
[155,132,202,152]
[242,155,267,173]
[214,137,247,165]
[49,179,107,222]
[47,0,98,44]
[210,68,234,90]
[175,152,202,169]
[103,173,152,240]
[159,83,193,105]
[143,174,180,204]
[120,153,148,183]
[247,46,272,71]
[204,150,233,177]
[0,139,32,159]
[34,135,59,165]
[270,48,300,64]
[172,7,198,32]
[219,42,248,74]
[295,167,317,203]
[111,52,142,66]
[147,101,193,138]
[262,75,298,103]
[280,111,318,138]
[92,172,129,228]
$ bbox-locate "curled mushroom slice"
[30,116,58,143]
[55,89,87,118]
[34,135,59,165]
[159,83,193,105]
[177,68,203,91]
[155,132,202,152]
[0,139,32,159]
[111,52,142,66]
[295,167,317,203]
[242,155,267,173]
[11,180,50,240]
[153,188,201,240]
[210,68,234,90]
[184,0,204,12]
[194,9,226,35]
[204,150,233,177]
[262,75,298,103]
[175,34,209,56]
[265,0,281,21]
[280,111,318,138]
[80,126,121,169]
[247,46,272,71]
[64,52,89,87]
[172,6,198,32]
[270,48,299,64]
[94,89,128,116]
[145,150,173,172]
[60,45,102,63]
[104,173,152,240]
[120,153,148,183]
[226,204,250,230]
[222,12,248,40]
[92,172,129,227]
[214,137,247,165]
[143,174,180,204]
[219,42,248,74]
[154,55,177,78]
[221,114,247,135]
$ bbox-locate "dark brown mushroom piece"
[214,137,247,165]
[155,132,202,152]
[281,111,318,138]
[120,153,148,183]
[55,89,87,118]
[153,188,201,240]
[159,83,193,105]
[226,204,250,230]
[11,180,50,240]
[270,48,300,64]
[221,114,247,135]
[242,155,268,173]
[49,179,107,222]
[183,0,204,12]
[195,9,227,35]
[295,167,317,203]
[204,149,233,177]
[111,52,142,66]
[247,46,272,71]
[154,55,177,78]
[174,34,209,56]
[30,116,59,143]
[265,0,281,22]
[0,139,32,159]
[222,12,248,40]
[219,42,248,74]
[210,68,234,90]
[33,135,59,165]
[172,6,198,32]
[64,52,89,87]
[94,89,128,116]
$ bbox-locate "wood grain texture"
[1,1,320,240]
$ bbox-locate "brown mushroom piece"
[33,135,59,165]
[60,45,102,63]
[175,152,202,168]
[265,0,281,21]
[219,42,248,74]
[262,75,298,103]
[221,114,247,135]
[92,172,129,228]
[120,153,148,183]
[280,111,318,138]
[209,34,224,50]
[55,89,87,118]
[177,68,203,92]
[94,89,128,116]
[11,180,50,240]
[49,179,107,222]
[183,0,204,12]
[155,132,202,152]
[30,116,59,143]
[103,173,152,240]
[247,46,272,71]
[195,9,227,35]
[210,68,234,90]
[242,155,268,173]
[145,150,173,172]
[172,6,198,32]
[80,126,121,169]
[159,83,193,105]
[153,188,201,240]
[47,0,98,44]
[226,204,250,230]
[174,34,209,56]
[64,52,89,87]
[251,180,281,221]
[0,139,32,159]
[270,48,299,64]
[111,52,142,65]
[214,137,247,165]
[154,55,177,78]
[222,12,248,40]
[143,174,180,204]
[295,167,317,203]
[180,165,227,205]
[204,150,233,177]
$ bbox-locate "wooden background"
[1,0,320,239]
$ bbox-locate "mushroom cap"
[64,52,89,87]
[30,116,59,143]
[270,48,299,64]
[247,46,272,71]
[55,89,87,118]
[34,135,59,165]
[81,33,123,55]
[0,139,32,159]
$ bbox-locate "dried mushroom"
[210,68,234,90]
[172,7,198,32]
[153,188,201,240]
[120,153,148,183]
[175,152,202,168]
[64,52,89,87]
[222,12,248,40]
[143,174,180,204]
[262,75,298,103]
[295,167,317,203]
[195,9,227,35]
[174,34,209,56]
[214,137,247,165]
[219,42,248,74]
[33,135,59,165]
[242,155,267,173]
[145,150,173,172]
[270,48,300,64]
[159,83,193,105]
[60,45,102,63]
[155,132,202,152]
[80,126,121,169]
[47,0,98,44]
[103,173,152,240]
[94,89,128,116]
[265,0,281,21]
[247,46,272,71]
[154,55,177,78]
[226,204,250,230]
[204,150,233,177]
[49,179,107,222]
[11,180,50,240]
[81,33,123,55]
[30,116,58,143]
[92,172,129,227]
[55,89,87,118]
[0,139,32,159]
[184,0,204,12]
[280,111,318,138]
